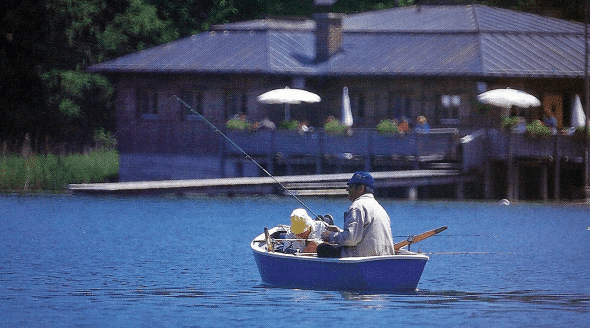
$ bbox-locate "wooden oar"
[264,227,274,252]
[394,226,447,251]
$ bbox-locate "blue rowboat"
[251,226,429,291]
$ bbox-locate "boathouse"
[87,3,590,200]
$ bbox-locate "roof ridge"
[470,4,485,79]
[264,28,270,72]
[470,4,480,32]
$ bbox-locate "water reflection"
[66,287,208,299]
[415,290,590,311]
[264,286,590,312]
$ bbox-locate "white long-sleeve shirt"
[327,193,395,257]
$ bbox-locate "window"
[439,95,460,124]
[225,91,247,119]
[388,95,412,120]
[356,94,365,120]
[376,94,388,118]
[179,90,203,120]
[137,89,158,119]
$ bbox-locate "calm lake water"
[1,194,589,327]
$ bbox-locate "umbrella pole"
[285,103,290,122]
[585,0,590,202]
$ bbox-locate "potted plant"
[225,114,252,131]
[278,120,300,130]
[525,119,552,138]
[376,119,401,135]
[501,116,520,131]
[324,118,348,134]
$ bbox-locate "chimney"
[314,12,342,62]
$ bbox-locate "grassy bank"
[0,149,118,192]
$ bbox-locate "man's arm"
[323,207,365,246]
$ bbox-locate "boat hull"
[251,229,429,291]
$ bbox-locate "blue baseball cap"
[347,171,375,190]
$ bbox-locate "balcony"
[222,128,461,176]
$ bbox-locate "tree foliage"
[2,0,176,151]
[0,0,585,152]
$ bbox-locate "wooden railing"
[477,130,586,159]
[460,129,588,172]
[222,128,460,175]
[223,128,589,175]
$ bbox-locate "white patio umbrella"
[341,86,353,127]
[477,88,541,109]
[257,87,321,121]
[571,94,586,128]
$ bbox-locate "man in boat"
[280,208,326,254]
[318,171,395,258]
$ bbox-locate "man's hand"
[325,225,340,232]
[302,241,318,253]
[321,231,332,242]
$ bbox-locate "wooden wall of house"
[114,74,486,156]
[113,73,586,157]
[114,74,294,155]
[304,76,477,128]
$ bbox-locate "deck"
[222,128,460,176]
[76,128,590,200]
[68,170,478,198]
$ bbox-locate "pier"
[68,170,478,199]
[80,128,590,201]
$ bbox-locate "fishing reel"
[315,214,334,225]
[406,235,415,251]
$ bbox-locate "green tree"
[94,0,178,59]
[41,69,114,149]
[148,0,216,35]
[204,0,406,24]
[0,0,48,147]
[477,0,584,21]
[2,0,180,151]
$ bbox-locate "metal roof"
[88,4,587,78]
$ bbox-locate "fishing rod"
[173,95,320,218]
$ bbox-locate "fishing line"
[427,252,516,255]
[393,234,498,238]
[440,234,499,238]
[172,95,319,218]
